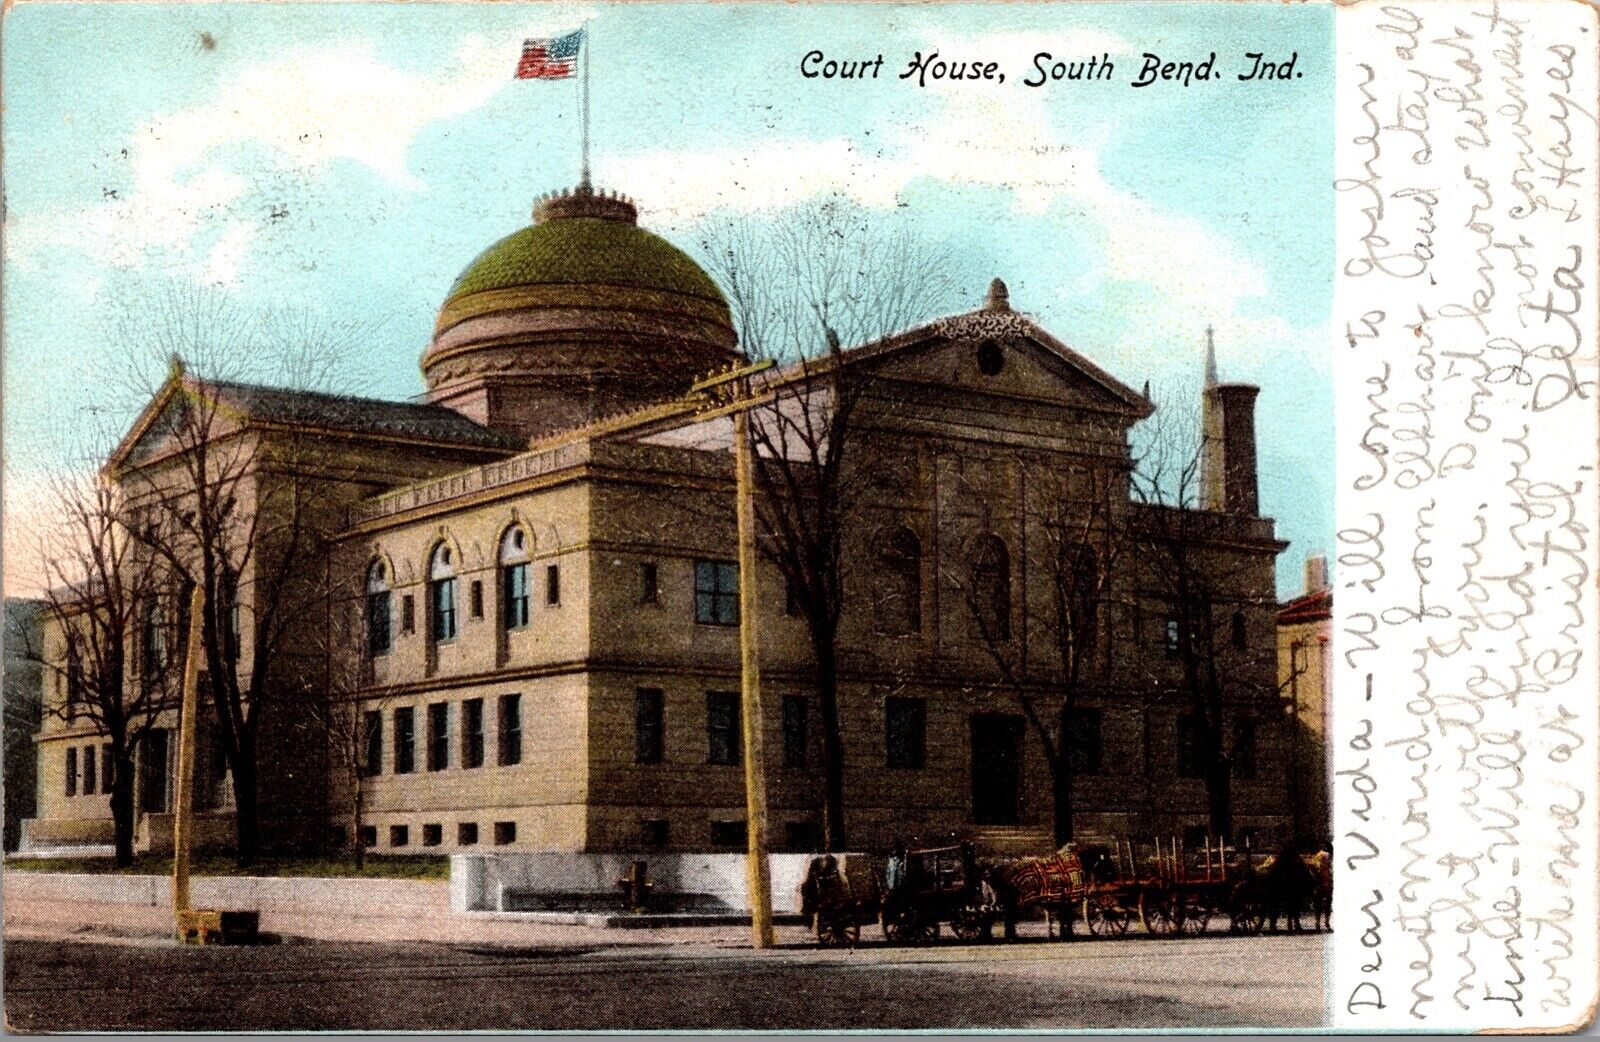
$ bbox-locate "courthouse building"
[26,181,1294,856]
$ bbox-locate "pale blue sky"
[3,2,1333,597]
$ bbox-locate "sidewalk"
[2,871,812,949]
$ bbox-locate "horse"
[800,853,879,946]
[1258,843,1319,933]
[1304,849,1332,931]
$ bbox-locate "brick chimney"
[1197,328,1261,515]
[1304,554,1328,594]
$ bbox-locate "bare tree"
[1126,388,1275,841]
[286,578,395,870]
[26,467,180,866]
[697,198,955,850]
[953,453,1135,846]
[106,285,374,864]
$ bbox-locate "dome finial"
[985,278,1010,312]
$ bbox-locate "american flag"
[516,29,584,79]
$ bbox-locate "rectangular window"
[101,745,114,791]
[635,688,664,765]
[427,702,449,772]
[694,560,739,626]
[142,601,167,674]
[546,564,561,606]
[462,698,485,769]
[366,591,391,656]
[401,594,415,634]
[1066,707,1103,775]
[494,821,517,845]
[503,563,530,629]
[640,818,669,848]
[885,697,926,769]
[422,823,443,847]
[706,691,741,765]
[1234,718,1258,781]
[640,562,659,604]
[469,580,484,620]
[358,825,377,848]
[362,710,383,776]
[781,695,808,770]
[498,694,522,766]
[1176,714,1203,778]
[394,707,415,774]
[458,822,478,845]
[430,578,457,642]
[710,819,747,847]
[83,744,97,795]
[390,824,409,847]
[1164,617,1181,658]
[65,747,77,796]
[785,820,822,852]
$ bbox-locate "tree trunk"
[231,746,260,866]
[109,751,137,868]
[1205,758,1232,841]
[813,638,847,852]
[1052,761,1075,848]
[351,770,365,872]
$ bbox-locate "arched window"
[429,544,457,643]
[873,527,922,636]
[500,527,530,631]
[365,559,391,657]
[1065,543,1099,649]
[970,534,1011,642]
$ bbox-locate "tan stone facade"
[27,185,1297,858]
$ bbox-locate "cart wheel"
[1139,888,1179,936]
[883,909,936,945]
[1179,900,1212,936]
[951,908,991,942]
[1230,900,1265,936]
[1083,893,1133,937]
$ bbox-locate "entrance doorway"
[971,713,1024,825]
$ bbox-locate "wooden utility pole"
[692,359,777,950]
[172,584,205,921]
[734,402,775,949]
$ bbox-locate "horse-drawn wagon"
[799,843,1000,946]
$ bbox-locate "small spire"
[824,325,842,353]
[1203,325,1218,387]
[168,353,186,382]
[985,278,1011,312]
[1142,378,1151,400]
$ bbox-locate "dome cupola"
[424,184,740,443]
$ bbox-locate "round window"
[977,341,1005,375]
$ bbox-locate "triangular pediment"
[105,378,246,476]
[843,310,1153,418]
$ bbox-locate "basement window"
[457,822,479,846]
[710,819,747,847]
[390,824,409,847]
[494,821,517,846]
[422,823,443,847]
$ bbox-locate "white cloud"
[5,28,555,284]
[605,22,1318,375]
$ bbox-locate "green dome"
[442,215,730,323]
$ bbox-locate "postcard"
[1,0,1594,1033]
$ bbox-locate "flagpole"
[580,22,591,189]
